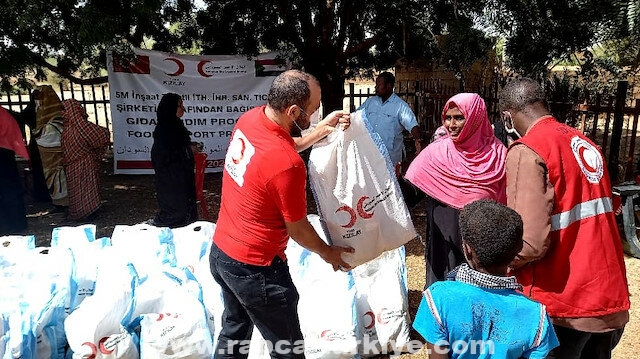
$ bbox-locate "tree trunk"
[318,73,347,114]
[303,51,347,114]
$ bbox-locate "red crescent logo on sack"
[335,205,357,228]
[363,311,375,329]
[98,337,114,354]
[320,330,335,341]
[356,196,374,219]
[81,342,97,359]
[377,308,390,325]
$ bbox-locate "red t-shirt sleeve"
[266,165,308,223]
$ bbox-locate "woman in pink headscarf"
[401,93,507,287]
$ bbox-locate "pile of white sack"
[0,214,413,359]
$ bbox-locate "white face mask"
[309,109,320,125]
[292,118,304,132]
[502,111,522,139]
[505,125,522,139]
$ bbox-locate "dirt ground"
[19,150,639,358]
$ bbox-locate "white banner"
[107,48,286,174]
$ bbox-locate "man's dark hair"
[459,199,523,268]
[499,77,547,112]
[378,71,395,87]
[267,70,318,112]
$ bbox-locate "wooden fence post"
[608,80,628,182]
[625,99,640,180]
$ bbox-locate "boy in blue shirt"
[413,199,559,358]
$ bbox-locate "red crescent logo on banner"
[335,205,357,228]
[164,58,185,76]
[198,60,213,78]
[356,196,374,219]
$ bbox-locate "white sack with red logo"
[133,268,213,359]
[170,221,219,341]
[308,110,419,267]
[223,215,358,359]
[64,257,139,359]
[286,215,358,358]
[352,246,411,356]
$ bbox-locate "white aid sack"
[51,224,110,312]
[133,269,213,359]
[352,246,412,356]
[0,314,8,359]
[171,221,220,343]
[2,248,73,359]
[171,221,216,272]
[285,215,358,359]
[0,235,35,252]
[110,224,176,276]
[64,261,139,359]
[308,110,419,267]
[248,215,358,359]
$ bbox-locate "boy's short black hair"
[459,199,523,268]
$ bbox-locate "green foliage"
[3,0,638,109]
[0,0,198,89]
[439,18,496,82]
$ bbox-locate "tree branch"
[343,35,380,59]
[30,51,108,85]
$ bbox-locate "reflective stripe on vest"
[550,197,613,231]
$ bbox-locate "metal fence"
[1,83,111,133]
[4,79,640,181]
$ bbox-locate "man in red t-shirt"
[210,70,353,358]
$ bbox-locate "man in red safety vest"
[500,77,630,359]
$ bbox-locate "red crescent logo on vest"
[335,205,357,228]
[578,146,597,172]
[570,136,603,184]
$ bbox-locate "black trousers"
[546,325,624,359]
[209,243,305,359]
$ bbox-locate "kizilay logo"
[334,185,394,240]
